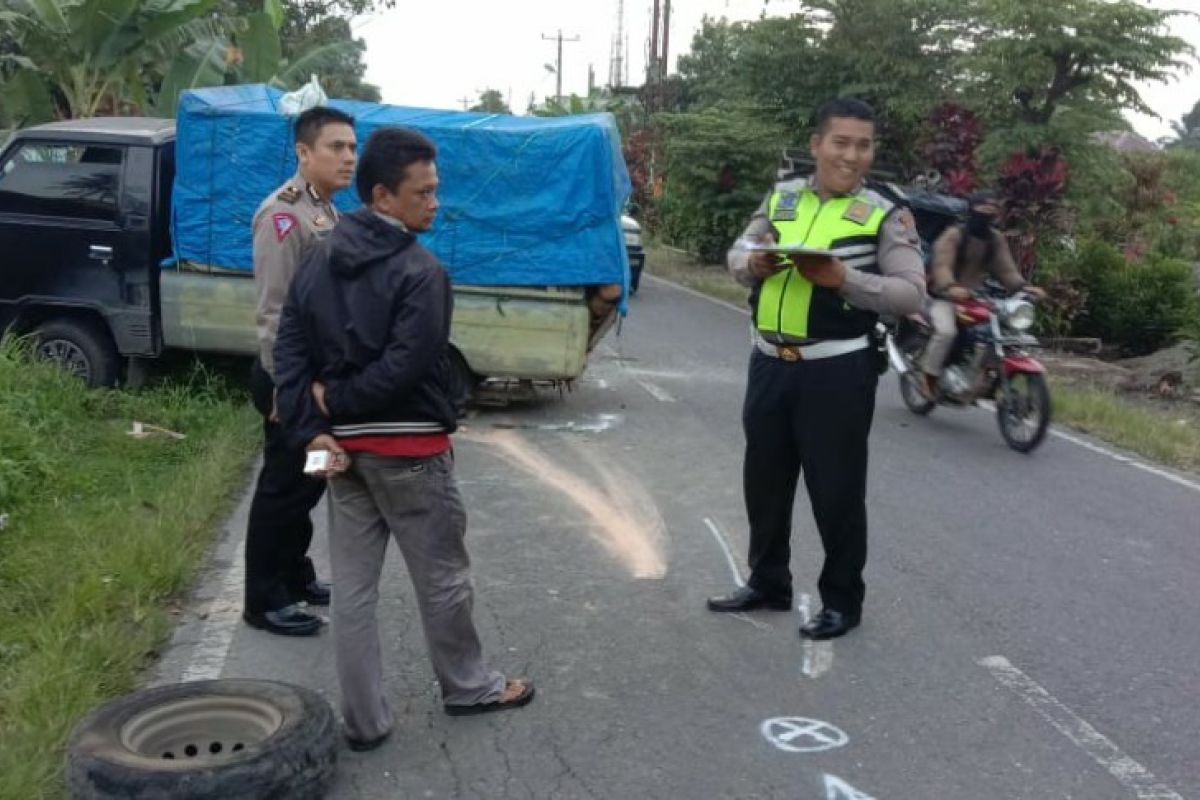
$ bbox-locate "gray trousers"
[327,450,504,741]
[920,299,958,376]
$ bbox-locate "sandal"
[444,678,535,717]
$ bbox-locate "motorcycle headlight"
[1004,299,1036,332]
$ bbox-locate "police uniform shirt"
[252,174,338,378]
[728,176,926,344]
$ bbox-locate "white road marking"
[643,273,750,316]
[1049,428,1200,495]
[635,378,676,403]
[702,517,745,588]
[798,593,834,679]
[760,717,849,753]
[180,538,247,683]
[824,774,878,800]
[979,656,1184,800]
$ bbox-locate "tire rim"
[120,694,283,763]
[37,339,91,383]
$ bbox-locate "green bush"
[654,109,783,263]
[1052,240,1200,354]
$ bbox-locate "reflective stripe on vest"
[755,190,887,343]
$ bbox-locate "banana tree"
[0,0,228,122]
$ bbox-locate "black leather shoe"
[706,585,792,613]
[292,579,331,606]
[243,603,322,636]
[799,609,860,640]
[346,729,391,753]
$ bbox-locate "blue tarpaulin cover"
[172,85,631,288]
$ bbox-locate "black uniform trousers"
[243,360,326,614]
[742,347,878,618]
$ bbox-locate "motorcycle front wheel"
[997,372,1051,453]
[899,370,936,415]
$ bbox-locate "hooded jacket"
[274,207,459,450]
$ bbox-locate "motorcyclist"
[919,190,1044,399]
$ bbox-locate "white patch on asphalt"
[824,773,878,800]
[798,593,834,679]
[979,655,1184,800]
[760,717,849,753]
[702,517,745,588]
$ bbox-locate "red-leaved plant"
[921,103,985,196]
[997,147,1070,278]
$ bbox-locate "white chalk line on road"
[979,656,1184,800]
[703,517,745,588]
[636,378,676,403]
[651,274,1200,499]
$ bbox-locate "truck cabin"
[0,118,176,384]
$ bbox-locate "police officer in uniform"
[243,106,358,636]
[707,98,926,640]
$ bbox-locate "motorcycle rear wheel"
[997,372,1051,453]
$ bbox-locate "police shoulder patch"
[277,186,302,204]
[842,200,873,224]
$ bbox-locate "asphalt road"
[157,274,1200,799]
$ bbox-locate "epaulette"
[277,185,302,204]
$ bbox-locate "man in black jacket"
[274,127,534,752]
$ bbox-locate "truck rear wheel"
[34,318,120,388]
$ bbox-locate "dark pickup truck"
[0,117,619,388]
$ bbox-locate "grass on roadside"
[1049,378,1200,472]
[0,339,259,800]
[644,241,1200,476]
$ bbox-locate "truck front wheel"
[33,318,120,388]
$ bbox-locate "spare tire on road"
[66,679,337,800]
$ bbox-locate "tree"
[470,89,510,114]
[1172,98,1200,149]
[0,0,229,123]
[222,0,392,101]
[962,0,1194,128]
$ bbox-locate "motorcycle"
[886,287,1051,453]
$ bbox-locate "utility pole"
[458,95,471,111]
[648,0,661,90]
[542,29,581,106]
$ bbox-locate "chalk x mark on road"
[979,656,1184,800]
[761,717,849,754]
[799,593,834,679]
[703,517,744,588]
[824,774,878,800]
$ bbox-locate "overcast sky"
[359,0,1199,141]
